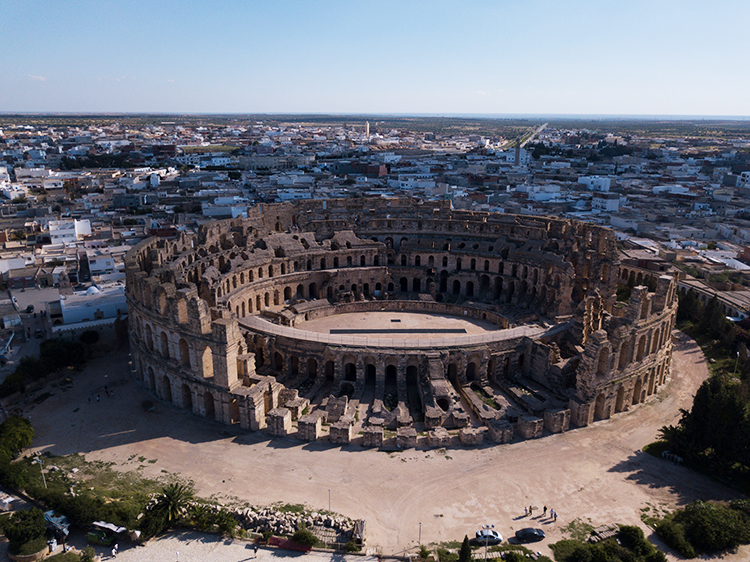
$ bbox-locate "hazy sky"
[2,0,748,116]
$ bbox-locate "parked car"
[25,305,34,313]
[514,528,545,543]
[35,329,44,339]
[472,527,503,545]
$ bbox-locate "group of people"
[524,505,558,521]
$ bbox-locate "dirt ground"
[20,331,747,560]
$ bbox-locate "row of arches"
[593,360,669,421]
[136,318,214,378]
[595,316,675,376]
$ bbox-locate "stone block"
[449,410,470,428]
[459,427,483,446]
[329,416,355,445]
[543,408,570,433]
[396,427,417,449]
[486,419,513,443]
[327,395,348,423]
[424,406,445,429]
[517,415,544,439]
[266,408,292,437]
[297,413,322,442]
[362,426,383,448]
[427,427,450,448]
[284,397,309,421]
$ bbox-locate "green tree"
[142,483,193,536]
[4,508,46,552]
[291,524,318,547]
[458,535,472,562]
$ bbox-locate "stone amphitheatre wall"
[125,198,677,446]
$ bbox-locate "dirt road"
[22,331,746,560]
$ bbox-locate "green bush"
[291,525,318,547]
[4,508,46,553]
[13,535,48,556]
[617,525,655,556]
[654,519,696,558]
[459,535,472,562]
[0,416,34,456]
[675,500,750,553]
[81,546,96,562]
[345,540,359,553]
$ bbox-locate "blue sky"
[2,0,748,116]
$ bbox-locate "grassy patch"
[561,517,594,542]
[276,503,305,514]
[642,440,669,458]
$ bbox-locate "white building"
[48,219,92,245]
[592,192,620,212]
[578,176,611,192]
[58,284,126,325]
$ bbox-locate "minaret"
[365,121,370,139]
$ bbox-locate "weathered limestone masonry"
[125,198,678,448]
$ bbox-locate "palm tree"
[149,483,193,527]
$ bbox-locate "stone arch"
[594,392,607,420]
[618,340,629,370]
[307,358,318,378]
[182,383,193,412]
[147,366,156,391]
[160,331,170,359]
[452,279,461,295]
[179,338,190,367]
[596,347,609,376]
[162,375,173,403]
[466,281,474,297]
[145,324,154,350]
[204,392,215,420]
[284,286,291,301]
[202,346,214,378]
[614,385,626,413]
[632,378,643,405]
[636,335,647,361]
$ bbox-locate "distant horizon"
[2,112,750,123]
[2,2,748,117]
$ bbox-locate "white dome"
[86,286,100,295]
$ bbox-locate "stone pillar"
[211,318,242,390]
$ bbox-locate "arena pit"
[126,198,678,449]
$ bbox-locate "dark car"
[515,528,545,543]
[25,305,34,313]
[34,329,44,339]
[471,528,503,546]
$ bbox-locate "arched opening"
[333,257,339,268]
[447,363,458,384]
[291,355,300,377]
[632,378,643,405]
[452,280,461,295]
[415,255,421,266]
[202,346,214,378]
[456,257,462,271]
[466,281,474,297]
[274,352,284,373]
[405,365,421,416]
[204,392,215,420]
[307,358,317,378]
[145,324,154,350]
[401,255,407,266]
[413,278,421,292]
[229,399,240,424]
[148,367,155,391]
[636,336,646,361]
[264,292,270,307]
[615,386,626,413]
[284,287,291,301]
[309,283,318,299]
[596,348,609,376]
[594,393,607,420]
[296,284,304,299]
[162,375,172,403]
[400,277,408,292]
[325,360,335,380]
[182,383,192,412]
[360,255,366,266]
[437,397,449,411]
[618,341,629,369]
[363,283,370,298]
[344,362,357,382]
[466,362,477,382]
[339,382,355,398]
[384,364,398,410]
[179,339,190,367]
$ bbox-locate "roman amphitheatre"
[126,198,677,447]
[26,197,746,558]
